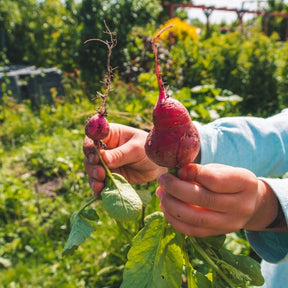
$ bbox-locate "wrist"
[266,198,287,229]
[244,180,279,231]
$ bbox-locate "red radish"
[145,25,200,168]
[84,21,116,144]
[85,112,110,141]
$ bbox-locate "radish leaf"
[101,173,142,222]
[218,248,265,286]
[62,208,98,256]
[192,271,212,288]
[136,189,152,206]
[121,212,184,288]
[81,206,99,221]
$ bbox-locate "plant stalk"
[94,145,134,243]
[183,236,198,288]
[78,196,98,215]
[94,146,118,187]
[189,236,235,288]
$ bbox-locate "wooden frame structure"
[164,2,288,40]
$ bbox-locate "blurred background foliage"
[1,0,288,115]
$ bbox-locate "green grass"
[0,92,157,287]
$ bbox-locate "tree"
[1,0,80,70]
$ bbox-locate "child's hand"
[156,163,279,236]
[83,123,167,196]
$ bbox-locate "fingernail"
[156,187,164,200]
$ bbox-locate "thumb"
[179,163,256,194]
[100,142,134,169]
[177,163,200,181]
[177,163,225,182]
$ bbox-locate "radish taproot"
[145,25,200,168]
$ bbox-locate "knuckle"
[113,149,125,163]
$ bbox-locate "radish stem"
[183,236,197,288]
[152,24,173,102]
[94,145,117,187]
[78,196,98,215]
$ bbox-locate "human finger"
[100,140,142,170]
[177,163,257,194]
[88,176,105,197]
[83,157,106,181]
[157,187,244,236]
[158,173,242,212]
[83,136,97,159]
[162,207,234,237]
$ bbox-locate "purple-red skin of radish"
[85,113,110,141]
[145,95,200,168]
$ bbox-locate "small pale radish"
[145,25,200,168]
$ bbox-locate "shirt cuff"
[246,178,288,263]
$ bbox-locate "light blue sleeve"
[246,178,288,263]
[195,109,288,263]
[195,109,288,177]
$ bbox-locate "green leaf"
[80,207,99,221]
[136,189,152,206]
[121,212,184,288]
[219,248,265,287]
[62,212,96,256]
[192,270,212,288]
[215,258,252,287]
[215,95,243,102]
[101,173,142,222]
[0,257,12,268]
[191,85,220,96]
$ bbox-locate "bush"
[124,23,288,116]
